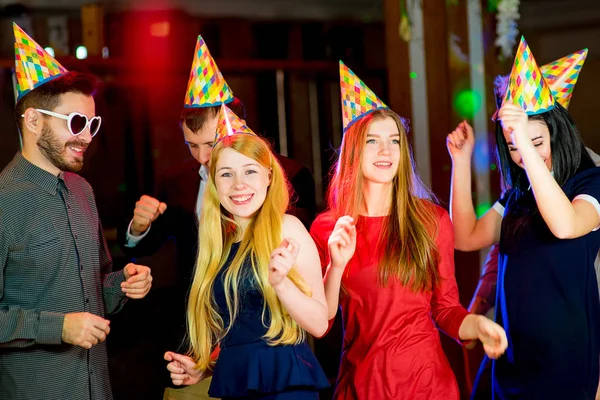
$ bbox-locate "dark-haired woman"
[449,97,600,399]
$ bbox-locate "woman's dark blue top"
[208,242,329,397]
[491,168,600,399]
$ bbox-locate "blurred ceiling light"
[150,21,170,37]
[44,47,55,57]
[76,46,88,60]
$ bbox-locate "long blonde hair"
[187,133,310,370]
[326,109,441,291]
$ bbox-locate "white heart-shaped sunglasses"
[21,109,102,137]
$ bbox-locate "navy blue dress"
[485,168,600,399]
[208,242,329,400]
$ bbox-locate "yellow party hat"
[213,105,256,145]
[13,23,68,100]
[502,36,555,115]
[184,35,234,108]
[339,61,388,132]
[540,48,587,110]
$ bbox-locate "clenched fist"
[446,120,475,164]
[131,195,167,235]
[62,312,111,349]
[121,263,153,299]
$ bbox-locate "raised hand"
[328,216,357,270]
[131,195,167,235]
[446,120,475,163]
[268,238,300,288]
[497,103,530,152]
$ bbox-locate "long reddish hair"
[326,109,440,291]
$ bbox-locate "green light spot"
[453,89,482,119]
[476,202,492,218]
[487,0,500,13]
[490,163,497,171]
[409,72,417,79]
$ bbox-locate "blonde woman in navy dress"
[164,107,329,400]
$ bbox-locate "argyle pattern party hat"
[339,61,388,132]
[502,36,555,115]
[540,48,588,110]
[184,35,234,108]
[13,22,68,100]
[214,104,256,146]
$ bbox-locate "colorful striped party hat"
[13,22,68,100]
[540,48,587,110]
[339,61,388,132]
[214,104,256,146]
[502,36,555,115]
[184,35,234,108]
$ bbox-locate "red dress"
[310,205,469,400]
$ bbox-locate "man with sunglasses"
[0,24,153,400]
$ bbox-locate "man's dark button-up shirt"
[0,152,127,400]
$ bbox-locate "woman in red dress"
[309,62,507,400]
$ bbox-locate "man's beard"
[37,124,88,173]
